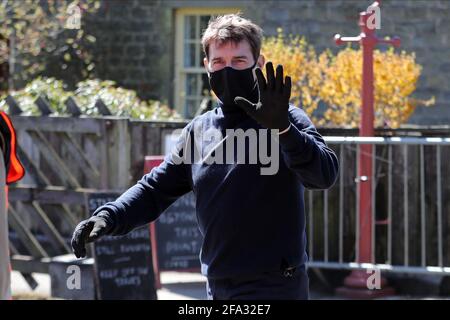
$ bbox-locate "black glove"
[71,211,113,258]
[234,62,292,131]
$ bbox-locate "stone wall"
[83,0,449,125]
[84,0,174,101]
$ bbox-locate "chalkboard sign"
[86,192,157,300]
[155,191,201,270]
[144,156,202,288]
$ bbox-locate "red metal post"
[334,1,399,298]
[359,10,375,268]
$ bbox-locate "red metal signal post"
[334,0,399,298]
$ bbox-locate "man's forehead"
[208,39,252,59]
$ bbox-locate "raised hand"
[234,61,291,131]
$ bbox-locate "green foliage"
[0,0,100,90]
[0,77,182,121]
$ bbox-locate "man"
[0,111,25,300]
[72,14,339,300]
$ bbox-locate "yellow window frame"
[174,7,240,118]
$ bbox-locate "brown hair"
[201,13,263,61]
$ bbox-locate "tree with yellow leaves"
[262,30,434,128]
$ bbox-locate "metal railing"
[306,136,450,274]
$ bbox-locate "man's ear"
[203,57,210,74]
[257,54,265,69]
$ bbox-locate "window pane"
[198,43,205,67]
[200,15,210,38]
[184,42,196,67]
[199,15,211,60]
[184,15,196,40]
[185,73,198,96]
[195,43,200,67]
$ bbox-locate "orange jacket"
[0,112,25,184]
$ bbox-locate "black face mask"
[208,61,259,109]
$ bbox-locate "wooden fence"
[4,95,187,282]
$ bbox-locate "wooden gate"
[3,95,187,288]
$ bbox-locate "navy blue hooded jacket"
[93,103,339,279]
